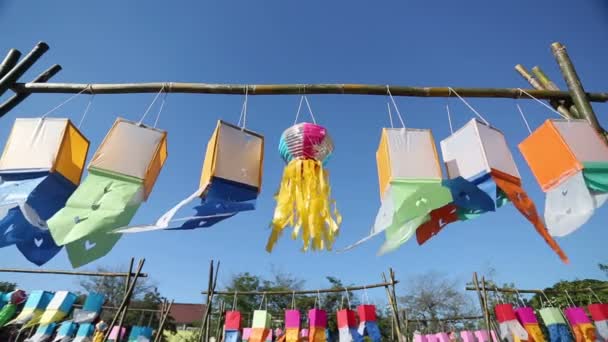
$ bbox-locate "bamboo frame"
[0,64,62,117]
[0,267,148,278]
[9,81,608,102]
[465,284,608,294]
[404,315,483,323]
[202,280,399,296]
[0,42,49,98]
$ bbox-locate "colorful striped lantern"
[344,128,451,253]
[73,323,95,342]
[73,292,105,323]
[243,328,252,342]
[515,307,546,342]
[118,120,263,234]
[564,307,596,342]
[538,307,571,342]
[337,309,360,342]
[356,305,381,342]
[436,118,568,262]
[55,321,78,341]
[35,291,77,327]
[436,333,450,342]
[309,308,327,342]
[519,119,608,237]
[285,309,301,342]
[108,326,126,342]
[495,303,529,342]
[49,118,168,267]
[9,290,53,325]
[268,122,341,252]
[414,332,428,342]
[128,326,153,341]
[474,330,499,342]
[27,322,57,341]
[225,310,243,342]
[0,118,89,265]
[460,331,476,342]
[250,310,272,342]
[588,303,608,341]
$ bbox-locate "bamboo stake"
[116,258,135,338]
[551,42,606,138]
[203,280,399,296]
[481,277,501,341]
[472,273,491,336]
[0,49,21,79]
[154,300,174,342]
[514,64,572,118]
[9,81,608,102]
[465,284,608,294]
[531,65,580,118]
[383,272,403,342]
[0,64,62,117]
[0,42,49,98]
[389,268,405,342]
[0,267,147,278]
[405,315,484,323]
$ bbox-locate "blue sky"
[0,0,606,304]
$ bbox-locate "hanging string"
[446,88,454,134]
[540,290,551,308]
[448,87,490,125]
[78,91,95,129]
[493,285,504,304]
[518,88,569,120]
[386,85,406,128]
[387,102,394,128]
[237,86,249,129]
[138,84,166,125]
[293,96,317,124]
[564,290,576,307]
[41,86,91,118]
[291,291,296,310]
[233,291,238,311]
[516,103,532,134]
[514,288,526,307]
[343,287,351,310]
[362,285,370,305]
[153,88,169,128]
[314,290,322,309]
[259,292,267,310]
[588,287,602,303]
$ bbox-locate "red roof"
[169,303,206,325]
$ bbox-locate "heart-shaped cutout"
[438,219,446,227]
[4,224,14,235]
[84,240,96,251]
[34,237,43,247]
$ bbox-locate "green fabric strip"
[583,161,608,192]
[390,179,453,225]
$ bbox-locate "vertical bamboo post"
[383,269,404,342]
[116,258,135,336]
[472,273,491,335]
[531,66,580,118]
[481,277,501,341]
[199,260,214,342]
[154,300,174,342]
[514,64,573,119]
[200,260,220,342]
[551,42,606,139]
[402,310,409,342]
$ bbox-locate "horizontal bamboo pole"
[0,267,148,278]
[203,280,398,296]
[73,303,162,313]
[406,315,483,323]
[0,64,62,117]
[9,82,608,102]
[464,284,608,294]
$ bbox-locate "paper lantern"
[337,309,360,342]
[74,323,95,342]
[519,119,608,237]
[55,320,78,341]
[515,307,545,342]
[73,292,105,323]
[286,310,301,342]
[243,328,252,342]
[589,303,608,341]
[309,309,327,342]
[109,326,126,341]
[474,330,499,342]
[128,326,153,342]
[436,333,450,342]
[27,323,57,341]
[436,118,568,262]
[0,303,18,328]
[495,304,528,342]
[343,128,451,253]
[118,121,262,234]
[0,118,89,265]
[36,291,77,326]
[564,307,596,342]
[356,305,380,342]
[414,333,428,342]
[49,118,168,267]
[460,331,476,342]
[9,290,53,325]
[225,310,243,342]
[267,122,341,252]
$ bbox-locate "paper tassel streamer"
[343,128,451,253]
[356,305,381,342]
[285,309,301,342]
[267,122,341,252]
[515,307,546,342]
[128,326,153,341]
[118,121,263,233]
[250,310,272,342]
[564,307,596,342]
[36,291,77,327]
[74,323,95,342]
[73,292,105,323]
[495,303,529,342]
[25,323,57,342]
[54,321,78,342]
[0,118,89,265]
[309,308,328,342]
[9,290,53,326]
[49,118,168,267]
[519,119,608,237]
[588,303,608,341]
[337,309,361,342]
[225,310,243,342]
[431,118,568,262]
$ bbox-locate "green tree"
[0,281,17,292]
[529,279,608,309]
[600,263,608,278]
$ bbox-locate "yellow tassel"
[267,159,341,252]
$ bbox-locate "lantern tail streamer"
[26,323,56,342]
[54,321,78,341]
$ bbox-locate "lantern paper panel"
[73,292,105,324]
[36,291,77,327]
[589,304,608,341]
[56,320,78,340]
[519,119,608,237]
[268,123,341,252]
[118,121,262,234]
[49,118,167,268]
[9,290,53,326]
[108,326,126,341]
[285,309,301,342]
[357,305,381,342]
[495,304,528,342]
[74,323,95,341]
[337,309,361,342]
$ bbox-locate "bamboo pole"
[405,315,483,323]
[551,42,606,138]
[202,280,399,296]
[9,81,608,102]
[0,64,62,117]
[0,267,147,278]
[116,258,135,338]
[154,300,174,342]
[514,64,572,119]
[0,49,21,79]
[383,271,403,342]
[531,66,580,118]
[0,42,49,98]
[465,284,608,294]
[472,273,491,336]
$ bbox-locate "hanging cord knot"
[446,87,454,134]
[238,85,249,129]
[386,85,406,128]
[517,87,569,120]
[138,83,166,126]
[448,87,490,126]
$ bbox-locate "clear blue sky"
[0,0,606,304]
